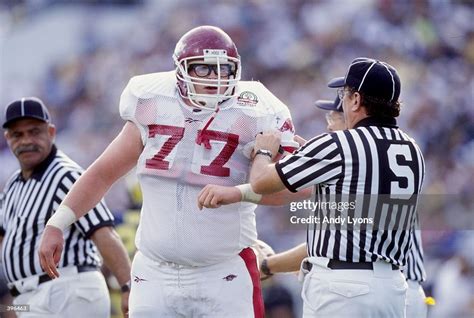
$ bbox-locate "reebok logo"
[185,117,201,123]
[222,274,237,281]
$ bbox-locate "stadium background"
[0,0,472,317]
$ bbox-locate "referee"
[0,97,131,317]
[247,57,425,317]
[257,94,429,318]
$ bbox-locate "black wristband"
[261,258,273,276]
[121,281,131,293]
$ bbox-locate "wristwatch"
[261,258,273,277]
[255,149,273,159]
[121,281,131,293]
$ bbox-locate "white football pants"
[301,257,408,318]
[129,249,263,317]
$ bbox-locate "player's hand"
[38,225,64,279]
[198,184,242,210]
[253,130,282,160]
[294,134,307,146]
[121,290,130,317]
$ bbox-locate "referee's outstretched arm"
[250,131,287,195]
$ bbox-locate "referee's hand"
[38,225,64,279]
[253,130,281,159]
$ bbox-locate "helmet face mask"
[173,26,241,110]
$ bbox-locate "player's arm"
[91,226,132,317]
[39,121,143,278]
[62,121,142,218]
[197,185,311,210]
[263,243,308,275]
[198,133,310,209]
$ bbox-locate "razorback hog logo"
[279,118,295,133]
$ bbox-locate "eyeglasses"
[337,87,357,100]
[189,64,234,78]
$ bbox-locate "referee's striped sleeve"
[403,216,426,282]
[275,133,343,192]
[56,171,115,238]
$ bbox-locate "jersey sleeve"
[119,78,137,122]
[258,84,299,153]
[119,76,148,145]
[272,106,299,154]
[56,171,115,239]
[275,133,343,192]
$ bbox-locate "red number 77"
[145,124,239,177]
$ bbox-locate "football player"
[39,25,306,317]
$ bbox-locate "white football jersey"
[120,71,296,266]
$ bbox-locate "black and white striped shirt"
[404,216,426,282]
[276,117,425,267]
[0,146,114,284]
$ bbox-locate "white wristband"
[236,184,262,204]
[46,205,77,231]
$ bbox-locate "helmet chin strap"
[195,107,220,149]
[190,94,220,110]
[186,76,233,110]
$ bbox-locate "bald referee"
[242,57,425,317]
[0,97,131,317]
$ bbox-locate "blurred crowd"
[1,0,473,317]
